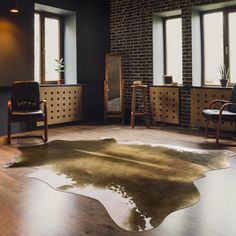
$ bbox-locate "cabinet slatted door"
[150,87,179,124]
[38,86,83,126]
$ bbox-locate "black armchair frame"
[7,82,48,145]
[204,99,236,144]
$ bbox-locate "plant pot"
[220,79,228,87]
[57,79,64,85]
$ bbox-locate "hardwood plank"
[0,125,236,236]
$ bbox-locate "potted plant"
[219,64,229,87]
[55,58,65,84]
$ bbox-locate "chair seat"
[202,109,236,122]
[10,110,45,122]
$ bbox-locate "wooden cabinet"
[38,85,83,126]
[150,86,180,124]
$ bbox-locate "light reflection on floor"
[22,174,76,236]
[29,168,153,231]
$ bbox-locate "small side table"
[130,84,149,128]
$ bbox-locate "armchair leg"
[44,118,48,143]
[205,119,209,138]
[216,119,221,145]
[7,119,11,145]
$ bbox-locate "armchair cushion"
[14,101,39,112]
[229,85,236,112]
[10,110,45,122]
[228,104,236,113]
[202,109,236,122]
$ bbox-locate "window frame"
[201,7,236,87]
[34,11,64,84]
[163,15,182,84]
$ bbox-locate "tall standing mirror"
[104,54,124,123]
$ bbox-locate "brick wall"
[110,0,229,126]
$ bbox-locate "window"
[202,12,223,85]
[164,17,182,84]
[202,9,236,86]
[34,12,63,84]
[229,12,236,84]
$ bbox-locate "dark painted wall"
[0,0,110,135]
[0,0,34,135]
[0,0,34,87]
[77,0,110,121]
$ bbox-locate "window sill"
[150,85,233,89]
[193,85,233,89]
[151,85,183,88]
[40,84,85,87]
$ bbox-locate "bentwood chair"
[202,85,236,144]
[8,81,48,145]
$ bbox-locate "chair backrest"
[11,81,41,111]
[229,84,236,112]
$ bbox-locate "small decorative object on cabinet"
[133,80,142,85]
[163,75,173,85]
[104,54,124,123]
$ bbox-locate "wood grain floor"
[0,124,236,236]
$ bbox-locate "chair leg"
[44,118,48,143]
[121,112,125,125]
[205,119,209,138]
[142,88,149,128]
[131,88,136,128]
[104,114,107,125]
[7,119,11,145]
[216,119,221,145]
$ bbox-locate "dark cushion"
[202,109,236,122]
[229,84,236,112]
[11,81,40,111]
[10,110,45,122]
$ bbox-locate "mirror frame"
[104,53,124,123]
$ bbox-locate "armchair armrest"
[216,102,236,125]
[8,100,12,113]
[40,100,47,113]
[219,102,236,115]
[40,100,48,125]
[209,99,229,108]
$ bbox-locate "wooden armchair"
[202,85,236,144]
[8,81,48,145]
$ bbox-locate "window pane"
[34,13,40,83]
[165,18,182,84]
[45,17,60,81]
[229,12,236,84]
[203,12,223,85]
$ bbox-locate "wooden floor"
[0,124,236,236]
